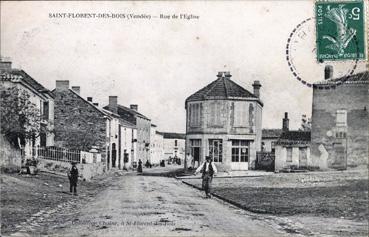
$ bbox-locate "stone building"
[104,96,151,163]
[311,69,369,170]
[161,132,186,162]
[185,71,263,171]
[52,81,112,169]
[0,59,54,158]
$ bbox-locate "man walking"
[194,156,217,198]
[68,162,79,196]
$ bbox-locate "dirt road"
[41,174,293,237]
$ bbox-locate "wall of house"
[163,138,185,161]
[186,99,262,170]
[150,132,164,165]
[119,125,134,169]
[262,138,277,152]
[52,89,108,164]
[108,117,120,169]
[186,133,257,171]
[275,145,311,172]
[136,117,151,163]
[311,83,369,169]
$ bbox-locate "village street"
[52,174,293,237]
[5,170,303,237]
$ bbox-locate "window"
[209,102,222,126]
[189,103,202,127]
[231,140,249,162]
[286,148,292,162]
[336,110,347,127]
[175,140,178,147]
[234,102,248,127]
[209,139,223,162]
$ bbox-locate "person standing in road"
[68,162,79,196]
[137,159,143,173]
[194,156,217,198]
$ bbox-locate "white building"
[162,133,186,162]
[150,124,164,165]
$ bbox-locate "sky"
[1,1,367,133]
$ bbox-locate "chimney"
[252,80,262,98]
[217,71,232,78]
[0,59,12,72]
[71,86,80,95]
[55,80,69,90]
[324,65,333,80]
[109,96,118,113]
[93,103,99,107]
[130,104,138,111]
[282,112,289,132]
[87,97,93,102]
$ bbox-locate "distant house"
[274,130,311,172]
[150,124,164,165]
[185,71,263,171]
[104,96,151,164]
[311,68,369,170]
[162,132,186,162]
[0,59,54,157]
[261,129,282,153]
[101,107,136,170]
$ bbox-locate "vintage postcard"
[1,1,368,237]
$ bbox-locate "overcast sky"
[1,1,367,133]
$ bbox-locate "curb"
[176,175,267,180]
[180,180,270,215]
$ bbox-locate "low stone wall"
[37,159,105,181]
[0,134,22,172]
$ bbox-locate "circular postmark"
[285,17,365,90]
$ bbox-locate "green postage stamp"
[315,0,366,61]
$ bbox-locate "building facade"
[104,96,151,164]
[261,129,282,153]
[311,70,369,170]
[0,60,54,157]
[162,132,186,162]
[274,131,311,172]
[185,71,263,171]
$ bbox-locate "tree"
[0,86,47,148]
[299,114,311,131]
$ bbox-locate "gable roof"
[186,72,260,104]
[1,69,54,98]
[103,105,150,124]
[314,71,369,86]
[275,130,311,145]
[262,129,283,139]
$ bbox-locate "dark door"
[193,147,200,167]
[112,143,117,168]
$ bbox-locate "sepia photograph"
[0,1,368,236]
